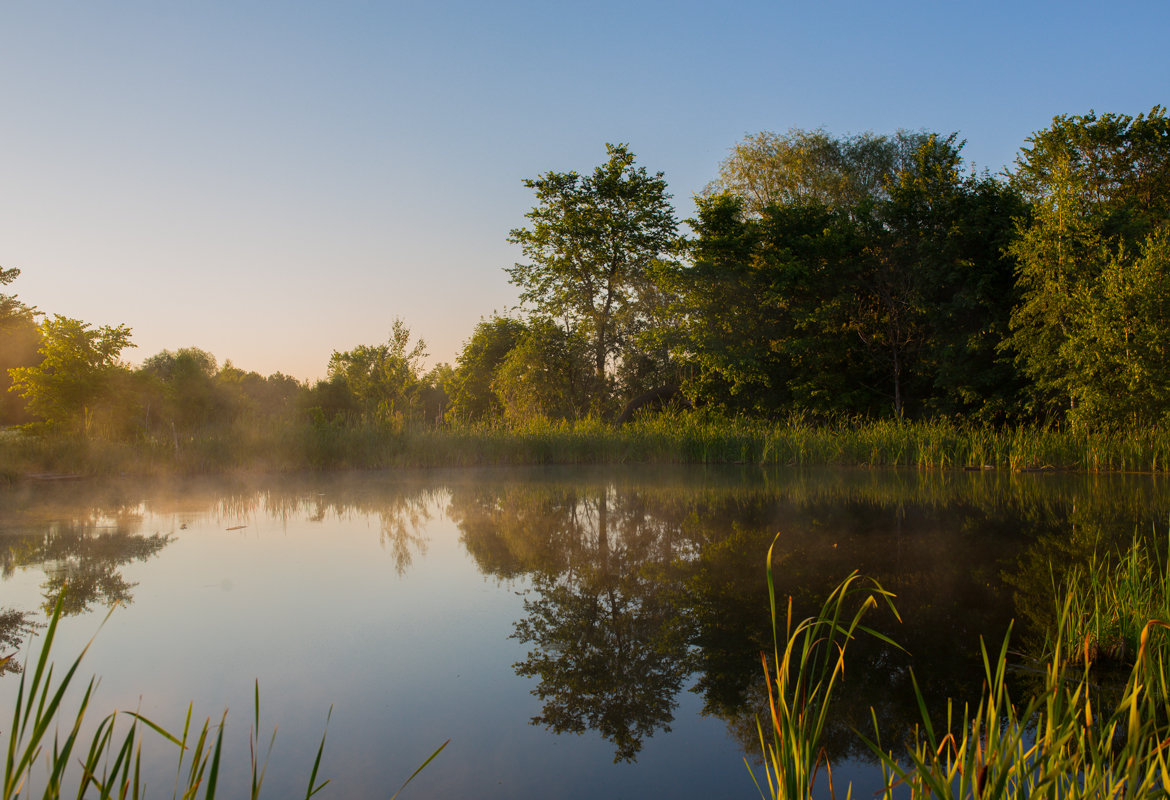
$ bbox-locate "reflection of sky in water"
[0,479,746,798]
[0,466,1167,799]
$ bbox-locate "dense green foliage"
[4,106,1170,465]
[447,315,528,422]
[507,143,679,416]
[674,133,1026,420]
[8,315,135,436]
[0,267,39,426]
[705,128,933,215]
[1007,107,1170,425]
[319,318,429,427]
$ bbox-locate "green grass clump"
[1049,533,1170,667]
[7,413,1170,474]
[865,611,1170,800]
[1,600,446,799]
[748,541,900,800]
[754,534,1170,800]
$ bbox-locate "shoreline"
[4,415,1170,478]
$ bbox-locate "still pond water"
[2,465,1168,798]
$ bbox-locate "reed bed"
[1049,533,1170,667]
[754,534,1170,800]
[866,615,1170,800]
[5,413,1170,475]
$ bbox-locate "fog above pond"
[2,466,1167,799]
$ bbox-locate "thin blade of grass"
[304,706,333,799]
[388,738,449,800]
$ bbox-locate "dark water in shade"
[2,465,1168,799]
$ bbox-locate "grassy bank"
[4,414,1170,477]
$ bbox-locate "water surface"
[2,466,1167,798]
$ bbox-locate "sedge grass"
[1047,532,1170,668]
[863,610,1170,800]
[6,413,1170,474]
[756,536,1170,800]
[1,598,447,799]
[748,536,901,800]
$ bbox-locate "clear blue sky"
[2,1,1166,380]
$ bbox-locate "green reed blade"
[303,706,332,799]
[389,738,449,800]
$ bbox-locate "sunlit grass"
[864,614,1170,800]
[747,540,900,800]
[1047,533,1170,668]
[5,413,1170,474]
[754,534,1170,800]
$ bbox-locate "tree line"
[3,105,1169,438]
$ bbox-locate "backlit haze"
[2,1,1166,381]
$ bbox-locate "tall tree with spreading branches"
[507,144,678,415]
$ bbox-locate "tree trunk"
[614,385,685,425]
[593,339,607,417]
[892,346,904,420]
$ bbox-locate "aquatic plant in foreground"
[748,539,901,800]
[753,534,1170,800]
[1049,533,1170,668]
[1,599,447,799]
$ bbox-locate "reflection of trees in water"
[81,476,439,576]
[2,474,440,593]
[222,478,437,574]
[0,475,438,676]
[681,499,1028,761]
[0,608,38,675]
[451,479,785,761]
[450,468,1170,764]
[29,527,171,615]
[1,516,171,615]
[449,481,696,760]
[221,490,433,574]
[5,468,1170,754]
[376,504,429,574]
[0,493,171,675]
[291,483,435,575]
[509,490,693,762]
[449,484,585,579]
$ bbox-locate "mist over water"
[1,466,1165,798]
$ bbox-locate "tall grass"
[1,599,446,799]
[1047,533,1170,667]
[864,611,1170,800]
[6,412,1170,474]
[748,536,900,800]
[755,535,1170,800]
